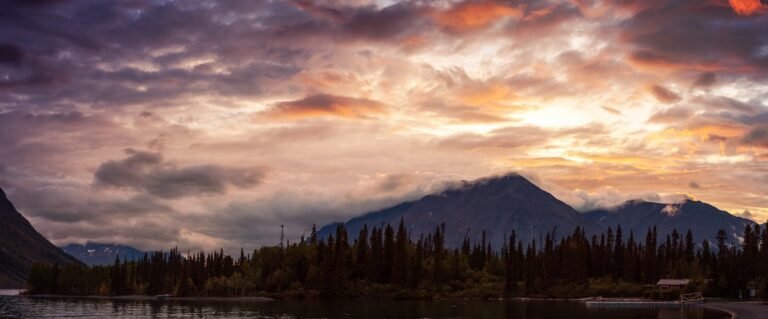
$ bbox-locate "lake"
[0,293,729,319]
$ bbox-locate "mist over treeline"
[27,221,768,299]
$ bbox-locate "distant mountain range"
[0,187,81,288]
[320,173,757,248]
[60,243,145,266]
[0,173,760,288]
[584,199,755,244]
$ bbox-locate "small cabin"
[656,279,690,291]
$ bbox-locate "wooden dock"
[584,292,705,308]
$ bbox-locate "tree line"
[26,220,768,299]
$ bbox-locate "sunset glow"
[0,0,766,251]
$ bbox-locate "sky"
[1,0,767,252]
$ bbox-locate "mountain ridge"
[319,173,756,248]
[60,242,146,266]
[0,187,82,288]
[584,198,755,243]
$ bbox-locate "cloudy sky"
[1,0,767,251]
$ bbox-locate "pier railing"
[679,292,703,304]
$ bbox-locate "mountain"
[319,173,603,248]
[0,187,82,288]
[584,199,755,244]
[60,243,145,266]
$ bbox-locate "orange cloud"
[509,157,576,167]
[574,153,672,170]
[729,0,767,16]
[688,122,749,141]
[651,120,749,146]
[627,50,731,72]
[264,94,386,120]
[401,35,428,50]
[434,1,522,31]
[297,71,364,91]
[458,85,517,109]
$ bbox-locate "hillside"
[0,187,81,288]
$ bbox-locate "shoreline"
[23,294,274,303]
[14,294,687,303]
[703,301,768,319]
[17,294,625,303]
[17,292,768,317]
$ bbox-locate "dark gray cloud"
[93,149,163,189]
[622,1,768,74]
[648,106,693,123]
[265,94,387,119]
[698,96,763,116]
[744,112,768,126]
[693,72,717,88]
[689,181,701,189]
[649,84,681,104]
[0,44,24,65]
[0,1,295,109]
[742,126,768,147]
[0,0,435,112]
[144,165,263,199]
[3,182,172,224]
[339,2,428,40]
[0,111,118,168]
[377,174,413,193]
[94,149,265,199]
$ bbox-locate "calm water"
[0,294,729,319]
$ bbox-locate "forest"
[26,221,768,300]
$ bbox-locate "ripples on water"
[0,295,729,319]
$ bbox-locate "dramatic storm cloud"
[1,0,767,252]
[93,149,265,199]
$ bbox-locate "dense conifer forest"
[26,220,768,300]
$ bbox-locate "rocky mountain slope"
[0,187,81,288]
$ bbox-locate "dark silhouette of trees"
[26,222,768,299]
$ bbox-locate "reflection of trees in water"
[657,307,709,319]
[2,298,733,318]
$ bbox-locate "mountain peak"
[443,173,544,197]
[474,172,530,185]
[319,172,601,248]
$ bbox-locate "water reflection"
[0,290,21,296]
[0,296,728,319]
